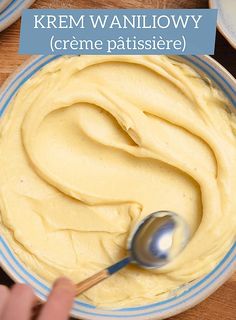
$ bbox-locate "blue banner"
[19,9,217,55]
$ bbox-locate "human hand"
[0,278,75,320]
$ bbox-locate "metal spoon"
[75,210,190,296]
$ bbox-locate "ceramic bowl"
[0,0,12,13]
[0,55,235,320]
[0,0,35,32]
[209,0,236,49]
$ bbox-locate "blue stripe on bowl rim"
[0,55,235,319]
[1,235,235,319]
[0,0,35,31]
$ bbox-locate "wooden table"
[0,0,235,319]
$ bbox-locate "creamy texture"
[0,55,236,307]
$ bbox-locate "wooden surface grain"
[0,0,235,319]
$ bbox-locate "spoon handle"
[75,257,131,296]
[31,257,131,318]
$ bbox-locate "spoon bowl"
[75,210,190,296]
[128,211,190,269]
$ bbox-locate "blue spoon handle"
[75,257,131,296]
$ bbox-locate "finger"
[38,278,75,320]
[2,283,36,320]
[0,285,10,317]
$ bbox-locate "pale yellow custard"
[0,55,236,307]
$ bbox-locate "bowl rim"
[0,0,35,32]
[0,0,13,14]
[209,0,236,49]
[0,54,236,320]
